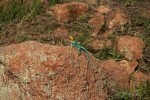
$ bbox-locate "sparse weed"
[0,0,42,24]
[129,15,150,72]
[111,91,132,100]
[95,47,124,61]
[115,0,135,6]
[95,32,124,61]
[111,80,150,100]
[14,33,30,43]
[74,33,90,44]
[70,21,93,34]
[30,0,42,17]
[135,80,150,100]
[48,0,59,6]
[138,17,150,73]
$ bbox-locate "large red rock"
[0,41,107,100]
[50,2,88,22]
[117,36,145,60]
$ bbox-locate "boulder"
[101,29,114,38]
[99,59,149,90]
[0,41,107,100]
[50,2,88,22]
[99,59,133,89]
[117,36,145,60]
[130,71,150,90]
[88,5,128,36]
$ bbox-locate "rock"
[101,29,114,38]
[106,6,128,29]
[88,14,105,36]
[100,59,147,90]
[99,59,133,89]
[128,60,138,72]
[50,2,88,22]
[0,41,107,100]
[119,60,138,73]
[130,71,150,90]
[99,59,149,90]
[88,4,128,36]
[96,5,111,14]
[87,38,112,50]
[117,36,145,60]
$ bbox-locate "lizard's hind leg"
[77,48,82,56]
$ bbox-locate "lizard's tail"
[84,50,90,64]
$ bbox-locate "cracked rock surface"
[0,41,107,100]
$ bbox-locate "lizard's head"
[69,36,74,42]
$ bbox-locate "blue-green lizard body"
[71,40,90,63]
